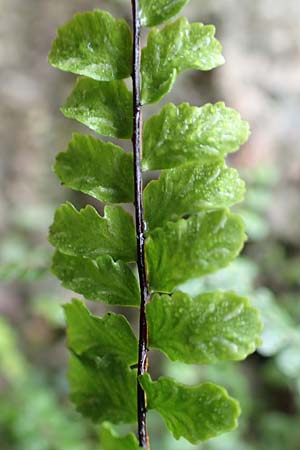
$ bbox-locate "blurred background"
[0,0,300,449]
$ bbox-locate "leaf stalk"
[131,0,150,448]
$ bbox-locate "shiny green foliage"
[49,203,136,262]
[47,6,260,448]
[64,300,138,364]
[147,291,262,363]
[100,422,139,450]
[54,134,134,203]
[69,355,136,423]
[49,10,132,81]
[52,252,140,307]
[141,18,224,104]
[144,161,245,229]
[139,374,240,443]
[146,210,246,292]
[142,102,250,170]
[140,0,190,27]
[61,78,132,139]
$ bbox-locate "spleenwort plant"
[48,1,262,449]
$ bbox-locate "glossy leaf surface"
[54,134,134,203]
[49,10,132,81]
[142,102,250,170]
[144,161,245,229]
[141,18,224,104]
[146,210,246,292]
[140,0,190,27]
[61,78,132,139]
[101,422,139,450]
[139,374,240,443]
[64,299,138,364]
[52,252,140,306]
[147,291,262,363]
[69,355,136,423]
[49,203,136,262]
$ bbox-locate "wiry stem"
[131,0,150,448]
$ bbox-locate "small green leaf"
[49,203,136,262]
[147,291,262,363]
[64,299,138,364]
[141,19,224,104]
[0,262,48,282]
[139,374,240,443]
[49,10,132,81]
[142,102,250,170]
[54,134,134,203]
[146,210,246,292]
[101,422,139,450]
[144,161,245,229]
[61,78,132,139]
[140,0,190,27]
[52,252,140,307]
[69,355,136,424]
